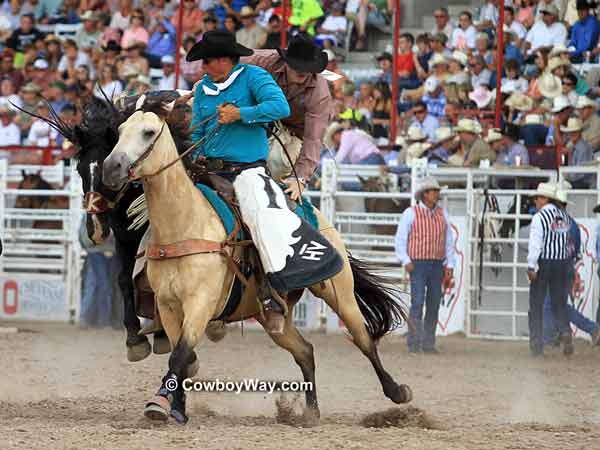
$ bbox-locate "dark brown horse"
[359,175,410,236]
[14,170,69,230]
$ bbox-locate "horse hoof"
[205,321,227,343]
[127,340,152,362]
[170,409,189,425]
[153,334,171,354]
[386,383,412,404]
[302,408,320,427]
[144,396,171,422]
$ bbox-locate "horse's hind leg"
[310,262,412,405]
[256,307,320,424]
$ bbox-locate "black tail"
[349,254,409,342]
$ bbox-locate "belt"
[204,158,266,172]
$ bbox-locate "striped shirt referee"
[527,183,573,357]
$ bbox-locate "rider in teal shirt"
[190,62,290,162]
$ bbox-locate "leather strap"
[145,239,224,259]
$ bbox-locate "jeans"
[407,260,443,351]
[528,259,571,353]
[80,252,113,327]
[544,296,599,344]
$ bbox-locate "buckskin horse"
[102,96,412,425]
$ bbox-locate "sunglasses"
[434,14,446,18]
[414,109,426,114]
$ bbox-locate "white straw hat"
[552,95,572,113]
[575,96,598,110]
[560,117,583,133]
[485,128,504,144]
[407,126,427,142]
[435,126,455,144]
[539,74,563,99]
[533,182,559,201]
[455,118,482,135]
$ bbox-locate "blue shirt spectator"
[422,93,446,119]
[147,19,177,59]
[568,13,600,59]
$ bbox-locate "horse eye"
[144,130,156,139]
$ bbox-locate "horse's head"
[14,170,52,209]
[103,96,177,189]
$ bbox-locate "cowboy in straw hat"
[406,142,432,165]
[527,180,574,356]
[505,92,534,112]
[236,6,267,49]
[538,73,563,99]
[395,175,454,354]
[323,121,344,149]
[455,118,496,167]
[575,96,600,152]
[187,30,343,333]
[486,126,530,166]
[236,35,334,199]
[429,127,457,165]
[560,117,595,188]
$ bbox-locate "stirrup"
[262,299,285,334]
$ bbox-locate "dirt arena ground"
[0,323,599,450]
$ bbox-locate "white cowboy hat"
[429,53,448,68]
[449,50,468,67]
[533,182,559,201]
[468,86,493,109]
[552,95,572,113]
[395,135,406,148]
[539,3,560,16]
[324,121,344,148]
[505,92,534,112]
[485,128,504,144]
[502,24,517,37]
[407,126,427,142]
[416,176,442,194]
[555,180,573,205]
[538,73,563,99]
[548,56,571,73]
[560,117,583,133]
[435,126,455,144]
[136,74,151,86]
[524,113,544,125]
[575,95,598,110]
[455,118,482,135]
[406,142,432,164]
[424,77,440,93]
[549,44,576,58]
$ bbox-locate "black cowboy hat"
[186,30,253,62]
[276,36,327,73]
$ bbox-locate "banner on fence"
[0,276,69,321]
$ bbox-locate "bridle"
[83,183,129,214]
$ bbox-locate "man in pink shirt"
[326,122,384,164]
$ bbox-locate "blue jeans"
[407,260,443,351]
[80,252,113,327]
[543,295,599,344]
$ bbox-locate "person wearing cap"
[527,182,573,357]
[0,105,20,147]
[561,116,594,188]
[157,55,187,90]
[456,118,495,167]
[31,58,52,91]
[188,31,342,334]
[567,0,600,62]
[422,77,446,119]
[239,36,333,199]
[15,82,41,134]
[430,33,451,58]
[451,11,477,50]
[236,6,267,49]
[147,12,177,67]
[47,80,68,112]
[395,176,455,354]
[525,3,567,56]
[575,95,600,152]
[429,127,457,165]
[543,182,600,347]
[74,10,101,50]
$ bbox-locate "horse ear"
[163,100,176,113]
[21,169,26,178]
[357,175,368,185]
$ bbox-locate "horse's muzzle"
[103,153,129,191]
